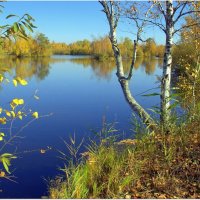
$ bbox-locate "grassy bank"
[48,111,200,199]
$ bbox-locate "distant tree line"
[1,32,165,59]
[51,36,165,60]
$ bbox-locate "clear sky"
[1,1,166,44]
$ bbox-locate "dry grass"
[48,114,200,199]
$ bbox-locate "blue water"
[0,55,162,198]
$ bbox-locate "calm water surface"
[0,55,162,198]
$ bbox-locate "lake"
[0,55,162,198]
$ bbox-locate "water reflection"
[0,55,162,81]
[0,56,68,80]
[68,56,162,79]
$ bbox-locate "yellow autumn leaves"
[0,107,39,125]
[0,80,39,126]
[10,98,24,110]
[32,111,39,119]
[0,74,4,83]
[0,73,28,124]
[3,98,25,120]
[0,133,5,141]
[12,77,28,87]
[11,98,24,105]
[0,74,10,84]
[0,73,28,87]
[0,117,6,125]
[0,74,40,174]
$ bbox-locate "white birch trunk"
[119,78,155,127]
[100,1,156,129]
[161,0,174,124]
[109,9,155,128]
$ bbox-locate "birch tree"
[154,1,199,123]
[127,1,200,124]
[99,1,156,129]
[99,0,200,129]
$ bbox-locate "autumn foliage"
[2,33,52,57]
[1,33,165,60]
[173,15,200,110]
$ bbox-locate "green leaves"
[168,102,179,110]
[0,153,17,174]
[13,22,19,32]
[6,14,18,19]
[3,12,36,40]
[18,23,27,37]
[22,21,33,33]
[142,93,160,97]
[148,107,161,114]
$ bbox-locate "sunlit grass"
[48,112,200,199]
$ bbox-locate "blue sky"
[2,1,166,44]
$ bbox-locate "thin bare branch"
[0,113,53,153]
[174,22,200,34]
[157,2,166,19]
[127,16,166,33]
[174,2,190,25]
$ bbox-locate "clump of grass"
[48,114,200,199]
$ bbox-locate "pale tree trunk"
[100,1,156,129]
[112,33,155,128]
[161,0,174,124]
[119,78,155,127]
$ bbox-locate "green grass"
[48,113,200,199]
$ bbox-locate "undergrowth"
[48,112,200,199]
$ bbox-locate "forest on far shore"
[0,34,165,59]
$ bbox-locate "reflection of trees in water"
[90,59,115,80]
[122,56,143,73]
[133,57,163,75]
[157,58,163,68]
[0,56,162,81]
[142,58,157,75]
[0,56,67,81]
[69,56,160,79]
[31,58,50,80]
[68,57,115,80]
